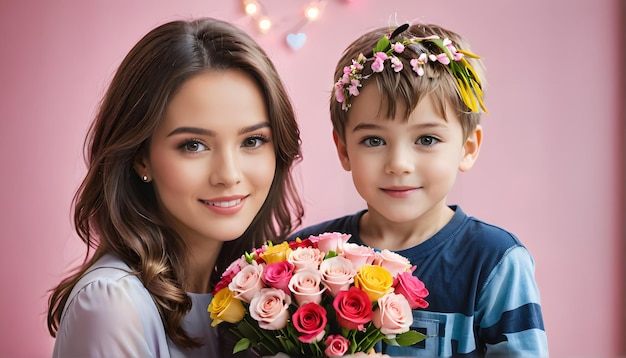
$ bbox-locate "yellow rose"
[354,265,393,302]
[208,287,245,326]
[260,241,292,264]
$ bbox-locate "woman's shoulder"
[54,254,168,357]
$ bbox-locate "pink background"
[0,0,623,357]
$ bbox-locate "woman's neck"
[184,239,223,294]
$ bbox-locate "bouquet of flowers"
[208,232,431,357]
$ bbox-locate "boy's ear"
[459,125,482,172]
[332,131,351,171]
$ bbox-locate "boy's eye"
[362,137,385,147]
[182,140,207,152]
[416,136,438,146]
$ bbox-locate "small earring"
[141,175,149,182]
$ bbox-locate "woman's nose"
[209,149,242,187]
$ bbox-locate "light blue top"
[53,254,218,357]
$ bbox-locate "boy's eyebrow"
[167,122,270,137]
[351,121,448,132]
[351,123,382,132]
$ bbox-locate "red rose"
[332,286,373,331]
[292,302,327,343]
[289,238,316,249]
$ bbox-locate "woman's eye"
[363,137,385,147]
[242,135,269,148]
[182,140,207,152]
[417,136,439,146]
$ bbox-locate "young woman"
[47,18,303,357]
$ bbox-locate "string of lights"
[240,0,329,51]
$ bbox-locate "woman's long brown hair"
[47,18,303,348]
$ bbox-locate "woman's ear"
[133,151,151,181]
[332,131,351,171]
[459,125,482,172]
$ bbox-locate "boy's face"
[334,85,481,224]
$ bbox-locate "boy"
[290,23,548,356]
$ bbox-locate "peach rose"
[319,256,356,296]
[228,263,264,303]
[372,292,413,337]
[288,246,323,272]
[288,268,326,306]
[249,288,291,330]
[373,249,411,277]
[309,232,351,254]
[342,243,375,269]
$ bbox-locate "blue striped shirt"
[289,206,548,357]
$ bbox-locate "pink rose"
[249,288,291,330]
[343,243,375,269]
[372,292,412,337]
[333,286,373,331]
[292,302,327,343]
[319,256,355,296]
[212,256,247,295]
[288,268,326,306]
[228,263,265,302]
[394,271,429,309]
[373,249,411,277]
[289,246,323,272]
[324,334,350,357]
[309,232,351,254]
[263,260,295,294]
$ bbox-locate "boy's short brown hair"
[330,23,486,141]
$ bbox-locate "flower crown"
[334,23,487,113]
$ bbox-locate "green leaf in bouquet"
[385,330,430,346]
[233,338,251,354]
[325,250,338,259]
[236,318,262,341]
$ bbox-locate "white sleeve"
[52,278,155,358]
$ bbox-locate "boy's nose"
[384,146,415,174]
[209,150,242,187]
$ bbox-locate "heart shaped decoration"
[286,33,307,51]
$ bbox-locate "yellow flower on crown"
[208,287,245,326]
[260,241,292,264]
[354,265,393,302]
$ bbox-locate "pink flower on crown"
[410,53,428,77]
[429,52,450,65]
[443,38,456,53]
[392,42,405,53]
[341,72,351,84]
[390,56,403,72]
[352,58,364,70]
[371,52,388,72]
[348,79,360,96]
[442,38,464,61]
[334,82,345,103]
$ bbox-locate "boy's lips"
[380,186,419,198]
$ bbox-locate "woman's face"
[138,70,276,247]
